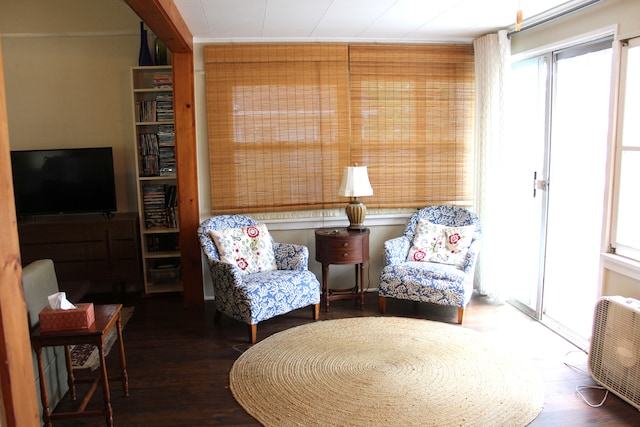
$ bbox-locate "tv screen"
[10,147,117,216]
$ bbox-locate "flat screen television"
[10,147,117,216]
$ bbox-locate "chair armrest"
[22,259,60,328]
[273,242,309,270]
[384,236,412,266]
[204,257,245,291]
[462,239,481,275]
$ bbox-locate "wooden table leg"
[116,313,129,397]
[35,346,53,427]
[64,345,77,400]
[98,345,113,427]
[322,263,330,311]
[358,262,365,310]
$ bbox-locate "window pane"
[621,45,640,148]
[616,151,640,250]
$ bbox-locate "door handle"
[533,171,548,198]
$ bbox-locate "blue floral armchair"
[378,206,481,324]
[198,215,321,343]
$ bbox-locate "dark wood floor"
[50,291,639,427]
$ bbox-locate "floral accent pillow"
[209,223,277,275]
[406,219,475,267]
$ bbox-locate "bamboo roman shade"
[205,44,350,213]
[204,43,475,214]
[349,45,475,208]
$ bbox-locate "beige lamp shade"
[338,166,373,198]
[338,166,373,230]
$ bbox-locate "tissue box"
[38,303,95,332]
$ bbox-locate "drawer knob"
[343,242,349,247]
[343,253,349,257]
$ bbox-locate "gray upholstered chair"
[22,259,70,422]
[378,206,481,324]
[198,215,321,343]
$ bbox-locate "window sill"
[263,213,412,231]
[601,253,640,281]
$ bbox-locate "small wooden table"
[30,304,129,427]
[315,228,370,311]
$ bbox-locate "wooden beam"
[0,39,40,427]
[173,51,204,307]
[124,0,193,53]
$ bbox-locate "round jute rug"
[230,317,544,427]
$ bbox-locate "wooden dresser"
[18,213,142,289]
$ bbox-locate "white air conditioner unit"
[588,296,640,410]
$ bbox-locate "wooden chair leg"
[213,309,221,325]
[379,296,387,315]
[249,324,257,344]
[312,303,320,320]
[457,307,464,324]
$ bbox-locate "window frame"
[610,36,640,262]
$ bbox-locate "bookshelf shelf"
[131,66,181,295]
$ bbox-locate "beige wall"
[1,0,143,213]
[604,270,640,300]
[511,0,640,299]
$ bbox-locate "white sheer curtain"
[473,30,511,299]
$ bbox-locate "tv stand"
[17,213,142,296]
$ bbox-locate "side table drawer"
[319,239,364,263]
[315,229,369,265]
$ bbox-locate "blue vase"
[138,22,154,66]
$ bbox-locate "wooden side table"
[315,228,370,311]
[30,304,129,427]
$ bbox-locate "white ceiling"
[173,0,595,44]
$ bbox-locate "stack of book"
[135,100,157,122]
[155,93,174,122]
[143,184,168,229]
[142,183,179,229]
[138,133,159,176]
[146,233,179,253]
[152,73,172,88]
[157,124,176,175]
[165,184,179,229]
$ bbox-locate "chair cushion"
[379,262,471,308]
[218,269,321,324]
[406,219,475,267]
[209,223,277,275]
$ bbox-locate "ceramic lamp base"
[346,200,367,231]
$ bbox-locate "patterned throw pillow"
[209,223,277,275]
[407,219,475,268]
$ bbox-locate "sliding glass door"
[509,38,612,349]
[507,56,548,315]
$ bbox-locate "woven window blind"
[204,44,350,213]
[349,44,475,208]
[204,43,474,214]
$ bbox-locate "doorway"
[508,38,613,350]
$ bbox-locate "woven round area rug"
[230,317,544,427]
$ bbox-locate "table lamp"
[338,165,373,231]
